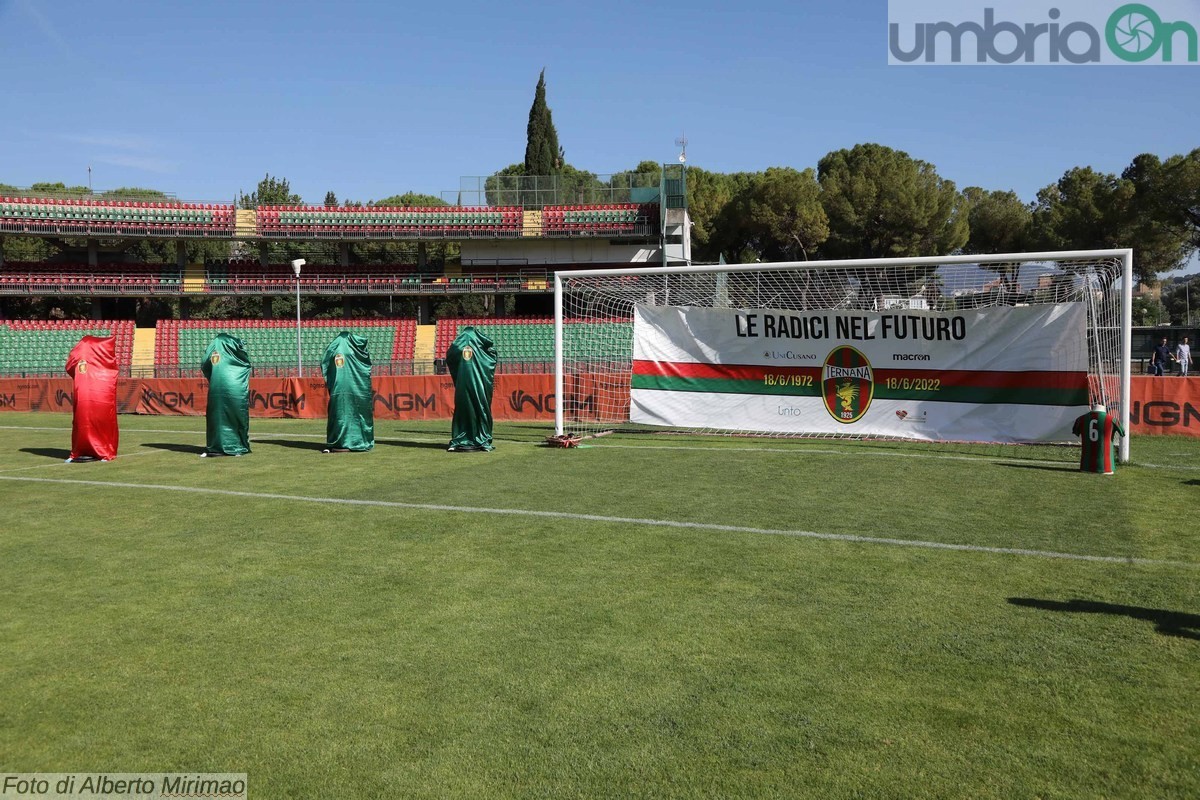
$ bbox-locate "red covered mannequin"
[65,335,120,462]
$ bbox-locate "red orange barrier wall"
[3,375,1195,437]
[1129,376,1200,436]
[0,374,600,422]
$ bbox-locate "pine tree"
[524,69,563,176]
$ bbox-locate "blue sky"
[1,0,1197,208]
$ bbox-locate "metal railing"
[0,270,556,296]
[452,173,663,208]
[1,216,660,242]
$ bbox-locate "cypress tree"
[524,69,563,176]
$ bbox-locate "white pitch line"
[592,442,1072,466]
[591,442,1200,471]
[0,474,1194,569]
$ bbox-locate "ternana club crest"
[463,346,474,361]
[210,352,221,365]
[78,360,88,374]
[822,345,873,424]
[334,353,345,368]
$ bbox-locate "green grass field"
[1,412,1197,799]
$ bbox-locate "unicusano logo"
[889,1,1199,64]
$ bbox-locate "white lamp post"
[291,259,305,377]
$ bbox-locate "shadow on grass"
[142,442,205,455]
[376,438,450,450]
[995,463,1079,473]
[1008,597,1200,641]
[253,438,327,452]
[19,447,73,460]
[382,425,549,444]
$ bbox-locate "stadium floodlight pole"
[291,259,306,378]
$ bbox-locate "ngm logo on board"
[889,1,1199,64]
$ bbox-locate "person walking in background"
[1175,336,1191,377]
[1151,336,1171,376]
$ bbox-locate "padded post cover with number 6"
[201,333,252,456]
[446,326,497,451]
[322,331,374,451]
[1072,404,1124,475]
[65,335,119,461]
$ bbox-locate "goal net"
[554,250,1132,461]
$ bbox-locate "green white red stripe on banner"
[631,360,1089,406]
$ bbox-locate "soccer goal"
[554,249,1132,461]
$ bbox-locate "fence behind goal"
[554,250,1132,461]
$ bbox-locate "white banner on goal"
[630,303,1090,442]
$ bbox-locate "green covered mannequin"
[446,325,497,452]
[321,331,375,453]
[201,332,251,457]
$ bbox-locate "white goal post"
[554,249,1133,462]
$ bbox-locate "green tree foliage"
[1030,155,1200,286]
[29,182,91,195]
[1121,149,1200,252]
[239,174,301,209]
[524,69,563,177]
[817,143,969,260]
[1132,294,1168,327]
[717,168,828,262]
[484,164,526,207]
[1161,275,1199,326]
[607,161,662,202]
[685,168,747,261]
[375,192,447,207]
[962,187,1033,254]
[1120,152,1198,278]
[324,191,338,207]
[961,187,1034,290]
[99,186,169,200]
[0,236,54,261]
[557,164,605,204]
[1161,149,1200,249]
[1031,167,1131,251]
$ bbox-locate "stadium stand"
[0,261,553,295]
[542,203,658,235]
[255,206,524,238]
[0,262,181,293]
[0,197,658,241]
[0,320,135,376]
[0,197,235,237]
[214,261,419,292]
[155,318,417,376]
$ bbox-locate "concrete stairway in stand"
[131,327,157,377]
[413,324,437,374]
